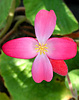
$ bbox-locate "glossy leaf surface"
[24,0,78,35]
[0,52,72,100]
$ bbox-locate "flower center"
[35,43,48,55]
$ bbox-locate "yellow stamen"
[35,43,48,55]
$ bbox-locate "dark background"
[64,0,79,22]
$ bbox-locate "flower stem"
[0,16,27,45]
[0,0,15,38]
[66,74,78,100]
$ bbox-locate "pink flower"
[50,37,77,76]
[2,10,77,83]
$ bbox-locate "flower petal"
[46,38,77,60]
[62,37,74,42]
[35,9,56,44]
[50,59,68,76]
[2,37,38,59]
[32,53,53,83]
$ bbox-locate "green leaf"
[43,0,78,35]
[0,93,10,100]
[0,52,72,100]
[24,0,78,35]
[23,0,45,24]
[15,0,20,7]
[0,0,15,29]
[65,69,79,91]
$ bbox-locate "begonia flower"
[2,10,77,83]
[49,37,76,76]
[50,59,68,76]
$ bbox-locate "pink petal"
[2,37,38,59]
[32,53,53,83]
[62,37,74,42]
[46,38,77,60]
[35,9,56,44]
[50,59,68,76]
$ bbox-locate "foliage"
[0,52,71,100]
[23,0,78,35]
